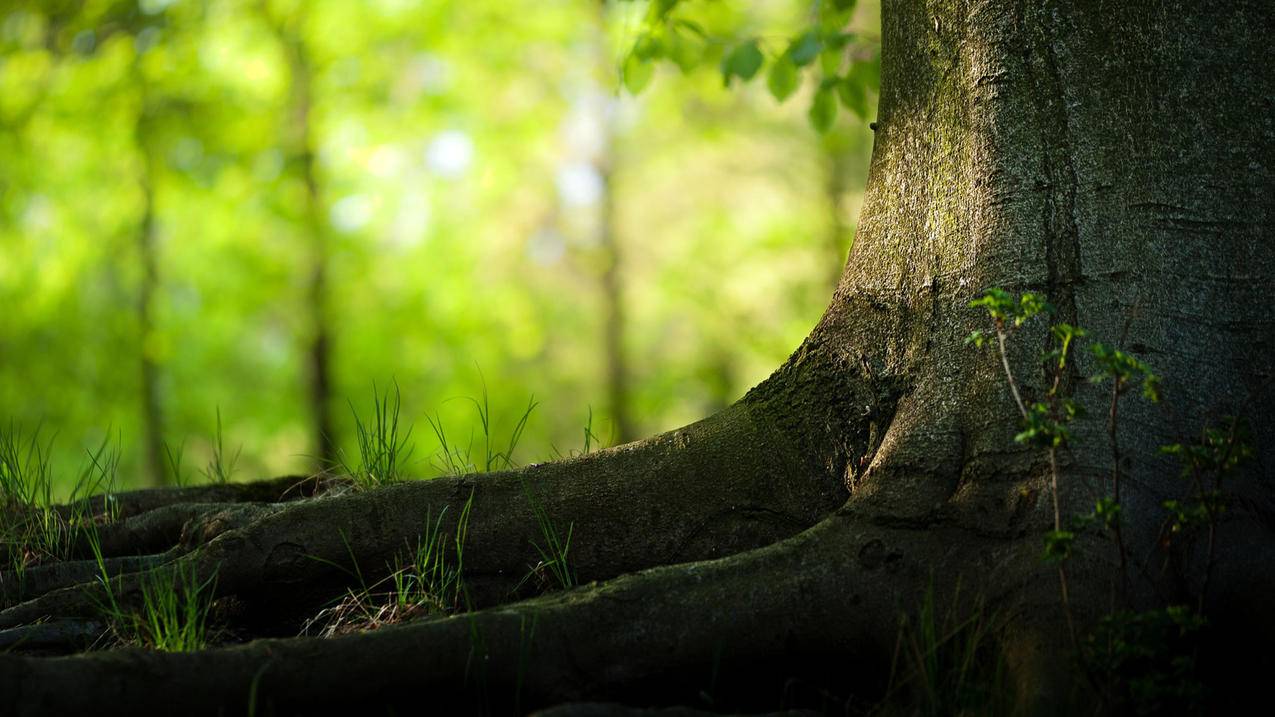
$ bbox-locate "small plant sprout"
[1160,417,1252,610]
[549,407,607,460]
[338,382,415,489]
[200,408,241,485]
[968,288,1079,641]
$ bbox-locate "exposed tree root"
[0,514,996,716]
[0,394,877,631]
[53,474,323,522]
[1,550,177,608]
[0,618,105,654]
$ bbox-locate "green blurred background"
[0,0,878,491]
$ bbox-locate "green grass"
[427,384,537,476]
[549,407,607,459]
[876,582,1010,717]
[338,382,415,489]
[391,489,474,613]
[199,408,240,485]
[302,493,475,636]
[87,527,218,652]
[518,477,574,591]
[134,561,219,651]
[164,438,189,487]
[1,427,120,580]
[84,491,215,653]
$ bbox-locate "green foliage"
[1160,418,1252,475]
[1014,399,1081,448]
[1090,343,1160,402]
[619,0,878,132]
[968,288,1052,328]
[766,54,799,102]
[1045,323,1087,369]
[720,39,764,86]
[1041,529,1076,564]
[1083,607,1208,715]
[1159,417,1251,540]
[809,81,838,133]
[970,287,1256,712]
[2,0,874,491]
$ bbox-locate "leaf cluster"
[620,0,877,132]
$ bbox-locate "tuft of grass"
[338,382,415,489]
[875,582,1010,717]
[164,439,188,487]
[550,407,608,460]
[518,478,574,592]
[134,560,219,651]
[87,527,218,653]
[200,408,240,485]
[0,421,55,510]
[391,489,474,613]
[302,492,474,637]
[427,385,537,476]
[1,428,119,581]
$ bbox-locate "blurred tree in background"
[0,0,878,491]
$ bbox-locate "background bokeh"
[0,0,878,491]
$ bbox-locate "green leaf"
[633,33,664,61]
[672,19,707,38]
[720,39,764,86]
[766,55,799,102]
[809,83,837,132]
[645,0,679,23]
[831,0,859,12]
[665,27,702,73]
[788,31,822,67]
[623,52,654,94]
[836,76,867,119]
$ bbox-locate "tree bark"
[1,0,1272,714]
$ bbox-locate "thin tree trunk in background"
[593,0,633,445]
[134,82,165,487]
[597,163,633,444]
[269,7,335,470]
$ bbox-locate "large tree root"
[2,395,867,625]
[54,474,322,522]
[0,513,1011,716]
[0,400,862,633]
[0,368,912,712]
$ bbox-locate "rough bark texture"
[1,0,1272,714]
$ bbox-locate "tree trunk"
[270,5,337,470]
[1,0,1271,714]
[134,76,167,488]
